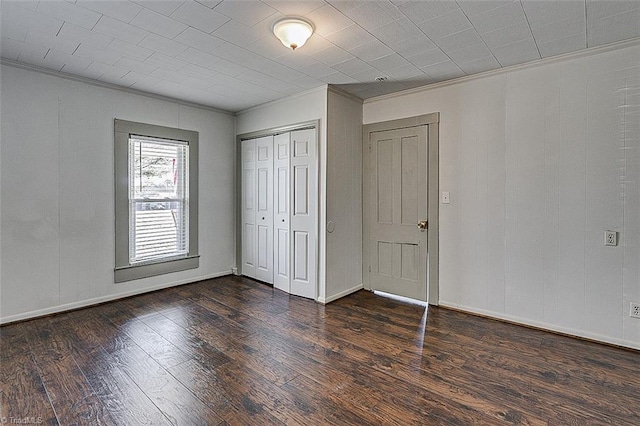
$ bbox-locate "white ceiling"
[1,0,639,112]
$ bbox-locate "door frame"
[235,120,320,299]
[362,113,440,305]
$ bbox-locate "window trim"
[114,119,199,283]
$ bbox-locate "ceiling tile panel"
[132,1,183,16]
[138,33,188,57]
[1,21,29,42]
[211,20,263,46]
[36,0,102,30]
[114,56,158,75]
[457,55,501,74]
[44,48,92,71]
[311,44,354,66]
[1,37,41,61]
[324,24,376,50]
[195,0,223,9]
[530,19,585,45]
[340,2,397,31]
[177,47,245,76]
[293,34,332,55]
[457,1,513,17]
[396,0,460,24]
[73,43,123,65]
[93,15,150,44]
[75,0,142,23]
[587,0,640,21]
[521,0,585,28]
[406,48,450,68]
[213,0,277,27]
[264,0,325,16]
[348,39,395,62]
[106,39,154,61]
[332,57,375,75]
[290,74,325,89]
[538,33,586,58]
[87,60,130,78]
[384,63,424,80]
[420,59,465,80]
[587,10,640,47]
[370,18,426,45]
[170,1,230,33]
[245,37,290,59]
[369,53,412,73]
[418,9,473,40]
[467,1,527,34]
[144,52,189,72]
[306,4,353,36]
[57,22,113,49]
[435,28,485,52]
[383,33,437,57]
[130,7,188,39]
[480,21,533,49]
[61,62,104,79]
[150,67,188,83]
[1,2,64,37]
[25,30,80,54]
[447,43,493,63]
[491,37,540,67]
[174,28,225,55]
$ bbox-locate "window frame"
[114,119,199,283]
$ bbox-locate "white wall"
[364,43,640,350]
[325,88,363,302]
[0,64,236,323]
[236,86,328,300]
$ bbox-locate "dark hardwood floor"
[1,275,639,425]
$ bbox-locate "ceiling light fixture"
[272,17,314,51]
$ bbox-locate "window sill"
[115,255,199,283]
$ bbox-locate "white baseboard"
[0,270,232,325]
[318,283,364,304]
[438,301,640,351]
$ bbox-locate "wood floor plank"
[2,275,639,425]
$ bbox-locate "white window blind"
[128,135,189,264]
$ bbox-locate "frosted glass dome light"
[273,18,314,51]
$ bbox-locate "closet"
[240,128,317,299]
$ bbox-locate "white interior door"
[273,133,290,292]
[241,139,257,280]
[290,128,317,299]
[255,135,274,284]
[369,126,428,301]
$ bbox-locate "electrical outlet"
[631,303,640,319]
[604,230,617,246]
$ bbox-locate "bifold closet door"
[241,136,274,284]
[273,133,290,293]
[290,128,317,299]
[241,139,257,280]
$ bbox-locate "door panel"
[273,133,290,292]
[290,128,316,299]
[370,126,428,301]
[254,136,274,284]
[241,139,257,279]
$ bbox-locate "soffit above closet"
[1,0,638,112]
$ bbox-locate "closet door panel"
[290,128,317,299]
[254,136,274,284]
[241,139,257,279]
[274,133,290,292]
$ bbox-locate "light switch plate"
[442,191,450,204]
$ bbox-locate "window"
[114,119,198,282]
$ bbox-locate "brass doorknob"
[417,220,428,230]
